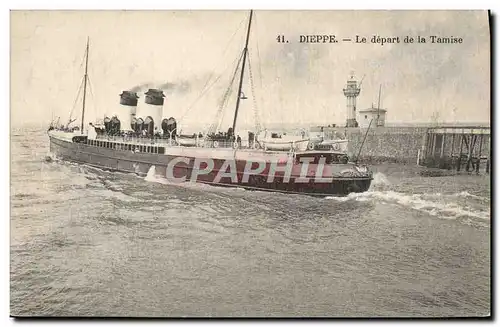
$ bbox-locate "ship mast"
[80,37,90,134]
[231,10,253,137]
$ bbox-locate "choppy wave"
[455,190,489,202]
[322,172,490,225]
[327,189,489,222]
[11,129,491,317]
[144,166,490,223]
[371,172,392,186]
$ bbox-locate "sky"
[10,10,490,132]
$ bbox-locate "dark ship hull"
[48,13,374,197]
[49,133,372,196]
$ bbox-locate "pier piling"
[422,126,490,174]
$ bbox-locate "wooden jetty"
[419,126,490,174]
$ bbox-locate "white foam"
[455,191,489,201]
[371,172,391,187]
[327,190,490,221]
[133,163,142,175]
[145,165,157,182]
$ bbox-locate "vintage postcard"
[10,10,490,318]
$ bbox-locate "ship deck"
[48,130,348,161]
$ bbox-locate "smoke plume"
[129,80,191,93]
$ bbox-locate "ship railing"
[92,134,347,156]
[93,134,247,149]
[95,134,178,146]
[202,140,240,149]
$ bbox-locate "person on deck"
[87,123,97,139]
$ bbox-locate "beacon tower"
[343,72,361,128]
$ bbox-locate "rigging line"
[86,75,98,121]
[181,14,248,119]
[253,13,264,90]
[217,50,245,131]
[225,51,245,105]
[79,49,86,69]
[247,50,262,132]
[216,85,234,132]
[68,76,85,124]
[179,44,245,122]
[178,71,224,121]
[197,15,248,93]
[252,13,265,124]
[207,50,244,135]
[254,15,262,87]
[77,38,89,72]
[230,10,253,136]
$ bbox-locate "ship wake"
[144,167,489,224]
[326,174,489,226]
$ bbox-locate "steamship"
[48,10,373,196]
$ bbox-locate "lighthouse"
[343,72,361,128]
